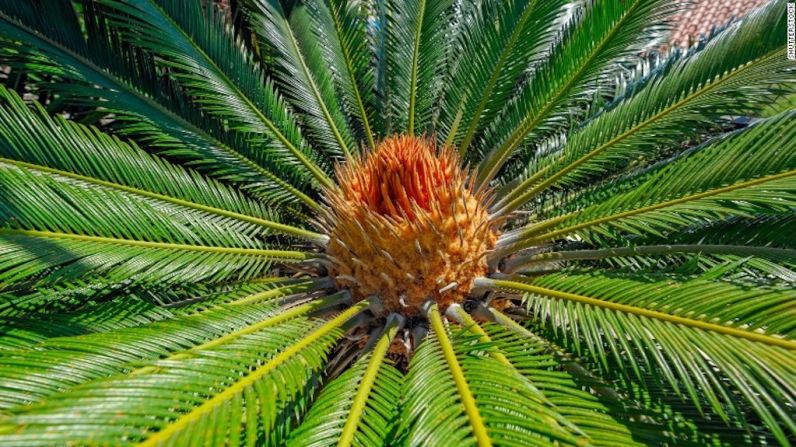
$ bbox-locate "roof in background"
[668,0,770,48]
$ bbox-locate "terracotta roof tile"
[669,0,770,48]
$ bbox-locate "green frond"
[0,152,314,256]
[495,0,791,212]
[0,85,264,218]
[0,86,325,242]
[0,299,363,446]
[136,300,367,446]
[504,244,796,278]
[93,0,333,188]
[530,270,796,338]
[0,294,176,349]
[0,86,320,289]
[454,305,722,445]
[488,309,774,446]
[304,0,380,147]
[437,0,565,153]
[475,0,678,185]
[0,228,308,290]
[620,214,796,281]
[0,280,303,348]
[0,276,131,317]
[288,315,403,446]
[481,276,796,444]
[395,302,584,446]
[0,299,282,411]
[0,273,322,321]
[381,0,455,134]
[0,290,347,411]
[479,316,643,446]
[0,278,322,349]
[244,0,357,160]
[0,164,266,248]
[0,3,318,209]
[639,212,796,255]
[0,159,313,289]
[0,0,792,444]
[500,110,796,253]
[0,0,84,49]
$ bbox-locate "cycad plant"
[0,0,793,445]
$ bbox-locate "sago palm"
[0,0,793,445]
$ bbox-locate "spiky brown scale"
[323,136,497,315]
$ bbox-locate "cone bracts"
[322,136,498,315]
